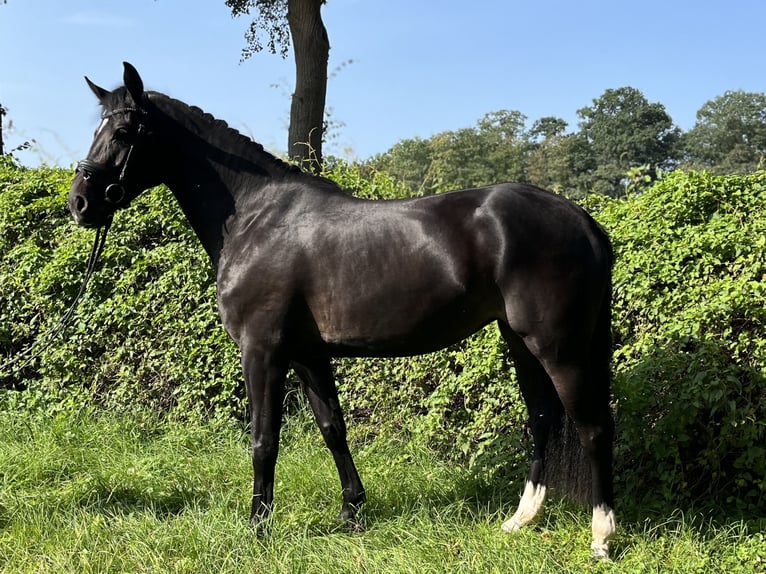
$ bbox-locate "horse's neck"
[163,168,234,269]
[152,97,331,269]
[163,143,313,270]
[153,104,267,268]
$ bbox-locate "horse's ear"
[123,61,144,104]
[85,76,110,103]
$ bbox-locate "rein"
[0,221,111,385]
[1,106,147,384]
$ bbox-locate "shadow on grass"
[79,482,213,519]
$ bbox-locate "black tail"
[542,415,590,504]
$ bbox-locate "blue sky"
[2,0,765,166]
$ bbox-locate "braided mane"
[145,90,309,179]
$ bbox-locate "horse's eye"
[114,128,130,142]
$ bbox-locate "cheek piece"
[75,107,148,209]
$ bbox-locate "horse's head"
[69,62,162,228]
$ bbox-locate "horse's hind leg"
[292,358,366,525]
[499,323,562,532]
[540,353,615,559]
[501,300,616,558]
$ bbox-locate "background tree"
[0,103,32,158]
[574,87,681,196]
[475,109,529,185]
[0,103,5,156]
[371,110,530,195]
[682,90,766,173]
[425,128,486,193]
[525,116,575,194]
[226,0,329,173]
[370,137,434,194]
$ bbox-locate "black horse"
[69,63,616,558]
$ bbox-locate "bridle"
[75,106,149,207]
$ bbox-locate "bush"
[589,170,766,513]
[0,156,242,415]
[1,155,764,514]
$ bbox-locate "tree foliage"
[0,157,242,413]
[588,171,766,512]
[525,116,574,193]
[0,104,5,156]
[573,87,681,195]
[371,86,685,198]
[370,137,434,195]
[682,90,766,174]
[371,110,534,195]
[226,0,291,58]
[373,87,766,198]
[0,104,34,158]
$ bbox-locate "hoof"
[591,541,611,561]
[250,517,271,538]
[501,518,522,533]
[337,508,355,522]
[335,516,365,533]
[502,481,546,534]
[336,506,365,532]
[590,504,616,560]
[249,506,273,537]
[336,516,366,533]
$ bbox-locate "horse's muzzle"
[69,191,100,228]
[69,176,113,229]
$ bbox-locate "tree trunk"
[286,0,328,174]
[0,105,5,156]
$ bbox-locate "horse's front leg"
[241,344,288,525]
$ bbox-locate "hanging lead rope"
[0,221,111,385]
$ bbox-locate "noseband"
[75,107,148,207]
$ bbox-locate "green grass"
[0,405,763,573]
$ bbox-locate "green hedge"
[1,156,764,513]
[590,170,765,513]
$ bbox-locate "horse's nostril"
[75,195,88,214]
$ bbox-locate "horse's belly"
[312,287,501,357]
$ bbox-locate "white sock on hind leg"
[590,504,616,559]
[502,481,547,532]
